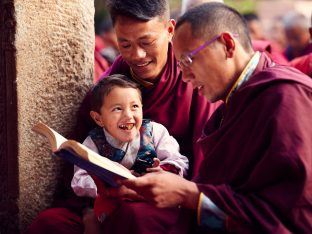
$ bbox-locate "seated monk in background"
[289,14,312,77]
[243,13,288,65]
[283,11,312,61]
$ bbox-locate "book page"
[32,122,67,152]
[60,140,136,179]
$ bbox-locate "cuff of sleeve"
[197,192,227,230]
[160,164,180,174]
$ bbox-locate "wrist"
[181,181,200,209]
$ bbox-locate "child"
[71,74,189,233]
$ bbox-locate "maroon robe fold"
[193,53,312,233]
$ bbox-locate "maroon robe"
[193,53,312,233]
[24,44,218,234]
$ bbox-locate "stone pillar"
[0,1,19,233]
[0,0,94,233]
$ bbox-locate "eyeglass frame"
[177,33,238,69]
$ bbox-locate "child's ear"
[90,111,104,127]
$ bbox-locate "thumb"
[152,158,160,167]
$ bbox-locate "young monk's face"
[114,15,175,81]
[97,87,143,143]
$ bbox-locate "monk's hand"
[121,170,200,209]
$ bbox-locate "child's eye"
[133,104,140,108]
[112,107,122,112]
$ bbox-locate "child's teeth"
[120,124,134,130]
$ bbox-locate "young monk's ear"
[220,32,236,58]
[168,19,176,41]
[90,111,104,127]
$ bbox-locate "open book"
[32,122,136,187]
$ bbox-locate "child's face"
[96,87,143,142]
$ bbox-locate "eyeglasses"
[177,33,238,69]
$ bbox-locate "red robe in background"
[188,53,312,233]
[252,39,288,65]
[289,53,312,78]
[24,44,219,234]
[285,43,312,61]
[94,50,109,82]
[94,35,109,83]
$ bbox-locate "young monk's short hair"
[90,74,142,113]
[106,0,170,24]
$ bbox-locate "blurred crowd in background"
[93,0,312,81]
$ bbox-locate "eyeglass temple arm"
[189,33,239,57]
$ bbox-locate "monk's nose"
[132,47,146,59]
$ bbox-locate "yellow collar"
[225,51,260,104]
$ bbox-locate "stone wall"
[14,0,94,231]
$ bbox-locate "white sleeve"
[70,136,97,198]
[152,122,189,177]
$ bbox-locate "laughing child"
[71,74,189,233]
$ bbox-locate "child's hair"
[90,74,142,113]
